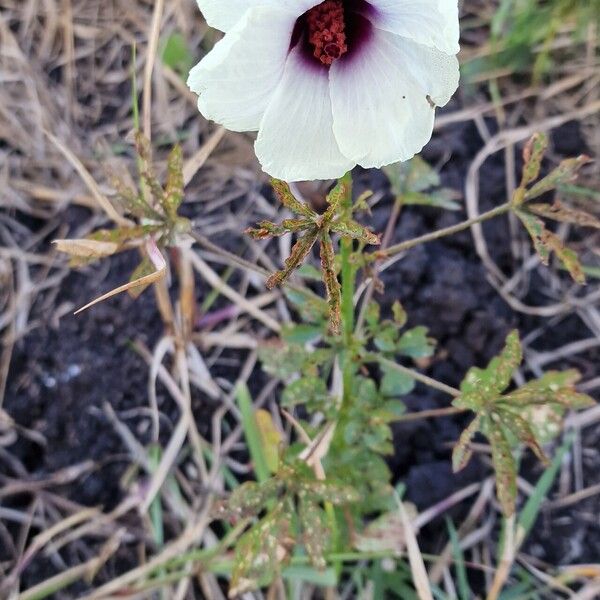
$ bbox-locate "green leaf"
[226,479,284,518]
[501,369,593,408]
[255,409,283,474]
[284,288,329,325]
[392,301,407,328]
[525,155,591,201]
[282,377,329,410]
[380,365,415,397]
[405,156,441,192]
[271,179,316,219]
[520,133,549,188]
[230,510,289,596]
[516,209,551,264]
[301,480,359,505]
[397,326,435,359]
[515,207,588,284]
[161,33,194,75]
[452,415,481,472]
[236,383,271,484]
[459,330,521,403]
[497,411,548,465]
[365,301,381,330]
[299,498,328,569]
[374,324,398,353]
[539,228,585,284]
[246,220,298,239]
[324,176,351,219]
[330,219,380,245]
[488,420,517,516]
[258,342,305,379]
[527,200,600,229]
[281,323,323,345]
[384,156,440,196]
[296,263,323,281]
[403,190,461,211]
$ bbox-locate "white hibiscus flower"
[188,0,460,182]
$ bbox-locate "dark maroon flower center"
[306,1,348,65]
[292,0,374,68]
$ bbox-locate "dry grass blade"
[74,238,166,314]
[188,252,281,332]
[395,492,434,600]
[44,131,130,227]
[183,126,226,186]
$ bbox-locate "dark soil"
[3,117,599,592]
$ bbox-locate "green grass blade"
[446,518,470,600]
[235,382,271,483]
[517,432,574,544]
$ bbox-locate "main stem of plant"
[340,172,356,409]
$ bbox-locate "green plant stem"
[339,172,356,407]
[365,354,460,398]
[375,202,512,259]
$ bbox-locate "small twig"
[365,354,461,398]
[143,0,165,141]
[376,202,512,260]
[394,406,465,422]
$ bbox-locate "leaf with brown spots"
[452,415,481,473]
[516,209,585,284]
[520,132,549,189]
[271,179,316,218]
[488,422,517,516]
[525,155,591,201]
[527,200,600,230]
[320,233,342,335]
[266,228,320,289]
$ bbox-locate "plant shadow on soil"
[3,118,599,591]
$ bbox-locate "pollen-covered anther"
[306,0,348,65]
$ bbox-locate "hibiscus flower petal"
[255,47,354,182]
[187,6,296,132]
[197,0,320,32]
[330,27,458,168]
[367,0,460,55]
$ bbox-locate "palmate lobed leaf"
[511,135,593,285]
[452,330,595,516]
[487,418,517,516]
[458,330,522,408]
